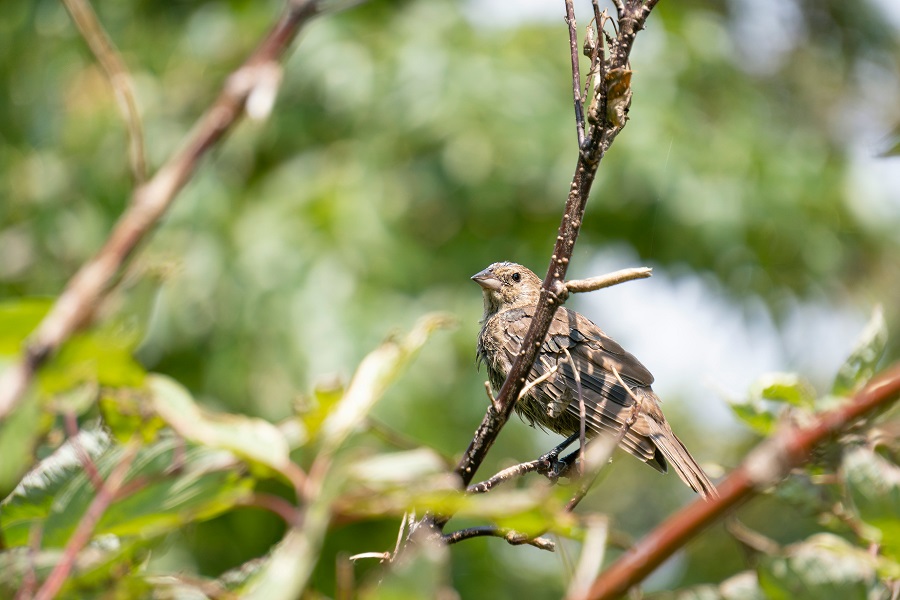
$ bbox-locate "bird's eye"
[511,272,521,282]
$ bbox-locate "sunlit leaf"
[754,373,816,408]
[0,298,53,355]
[38,325,146,396]
[0,427,112,546]
[347,447,450,485]
[99,388,166,443]
[842,447,900,561]
[719,571,767,600]
[728,399,776,436]
[319,313,454,453]
[758,533,879,600]
[832,306,887,397]
[298,378,344,443]
[243,316,453,599]
[149,374,292,476]
[0,388,53,499]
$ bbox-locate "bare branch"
[565,267,652,295]
[0,0,327,421]
[61,0,147,183]
[34,440,140,600]
[444,526,556,552]
[573,362,900,600]
[565,0,586,147]
[467,459,543,494]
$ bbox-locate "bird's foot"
[537,450,567,483]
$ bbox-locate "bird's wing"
[501,307,663,466]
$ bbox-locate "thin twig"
[565,0,586,147]
[61,0,147,183]
[565,267,651,295]
[237,493,301,526]
[485,381,502,413]
[573,362,900,600]
[0,0,327,421]
[64,412,104,491]
[443,526,556,552]
[467,459,543,494]
[563,348,586,477]
[519,365,560,401]
[34,440,141,600]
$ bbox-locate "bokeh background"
[2,0,899,596]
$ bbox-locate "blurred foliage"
[1,0,900,598]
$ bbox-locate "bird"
[472,261,717,499]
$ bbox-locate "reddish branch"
[34,442,140,600]
[0,0,326,421]
[572,362,900,600]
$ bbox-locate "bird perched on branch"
[472,262,717,499]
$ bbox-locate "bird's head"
[471,262,542,316]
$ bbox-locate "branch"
[61,0,147,183]
[0,0,326,421]
[444,2,661,508]
[467,459,543,494]
[34,440,140,600]
[565,0,586,147]
[572,362,900,600]
[443,526,556,552]
[564,267,652,295]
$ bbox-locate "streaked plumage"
[473,262,717,499]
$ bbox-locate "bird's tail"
[648,420,718,500]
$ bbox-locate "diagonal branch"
[61,0,147,183]
[34,440,141,600]
[0,0,328,421]
[572,362,900,600]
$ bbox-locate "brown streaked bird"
[472,261,717,499]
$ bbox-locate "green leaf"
[0,298,53,355]
[99,388,167,443]
[0,432,253,548]
[298,378,344,443]
[758,533,878,600]
[728,398,776,436]
[0,540,154,599]
[832,306,887,397]
[149,374,292,476]
[242,315,453,599]
[38,326,146,396]
[842,447,900,561]
[0,388,54,499]
[319,313,454,453]
[754,373,816,408]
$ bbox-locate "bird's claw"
[537,450,567,483]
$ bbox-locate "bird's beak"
[471,268,502,291]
